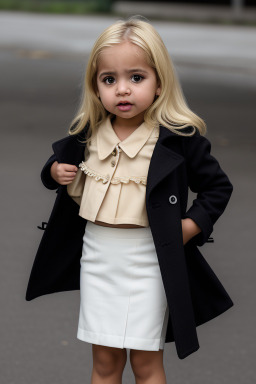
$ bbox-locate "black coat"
[26,123,234,360]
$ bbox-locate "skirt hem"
[77,327,165,351]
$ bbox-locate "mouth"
[117,101,132,105]
[117,101,133,111]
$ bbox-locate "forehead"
[97,41,150,71]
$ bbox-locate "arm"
[183,132,233,246]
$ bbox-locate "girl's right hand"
[50,161,78,185]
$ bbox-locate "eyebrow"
[99,69,148,79]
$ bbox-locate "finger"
[62,175,77,181]
[64,172,77,177]
[62,164,78,172]
[57,170,77,178]
[62,180,76,185]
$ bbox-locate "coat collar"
[97,116,156,160]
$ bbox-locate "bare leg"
[130,349,167,384]
[91,344,127,384]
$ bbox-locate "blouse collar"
[97,116,156,160]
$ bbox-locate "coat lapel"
[146,125,184,200]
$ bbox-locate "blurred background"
[0,1,255,383]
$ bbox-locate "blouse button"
[111,160,116,167]
[111,148,117,156]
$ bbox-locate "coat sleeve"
[184,131,233,246]
[40,120,84,191]
[41,153,59,190]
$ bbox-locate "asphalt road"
[0,12,256,384]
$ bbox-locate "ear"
[156,84,161,96]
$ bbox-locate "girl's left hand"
[181,218,201,245]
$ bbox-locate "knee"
[130,350,163,380]
[92,345,127,377]
[130,351,154,379]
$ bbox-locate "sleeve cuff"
[184,204,213,246]
[41,154,59,190]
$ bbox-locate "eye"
[131,74,144,83]
[103,76,115,85]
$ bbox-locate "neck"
[112,114,144,131]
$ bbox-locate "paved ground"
[0,11,256,384]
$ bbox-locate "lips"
[117,101,132,106]
[117,101,133,112]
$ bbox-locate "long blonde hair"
[68,17,206,143]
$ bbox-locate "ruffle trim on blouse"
[79,162,147,185]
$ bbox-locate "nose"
[115,80,131,96]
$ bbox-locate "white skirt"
[77,220,169,351]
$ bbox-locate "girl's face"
[96,41,161,127]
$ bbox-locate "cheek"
[137,87,156,104]
[99,91,111,104]
[140,81,157,96]
[98,84,110,98]
[96,81,103,96]
[97,88,113,110]
[97,86,106,101]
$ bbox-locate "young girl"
[26,17,233,383]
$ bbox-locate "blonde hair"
[68,17,206,143]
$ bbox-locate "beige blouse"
[67,116,159,227]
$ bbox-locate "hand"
[50,161,78,185]
[181,218,201,245]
